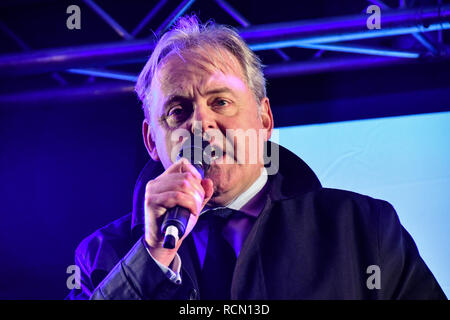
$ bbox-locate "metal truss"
[0,0,449,101]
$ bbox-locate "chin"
[205,163,237,200]
[206,165,230,188]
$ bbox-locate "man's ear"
[260,97,274,140]
[142,119,160,161]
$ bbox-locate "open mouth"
[207,145,223,163]
[204,143,233,166]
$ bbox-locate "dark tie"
[199,207,238,300]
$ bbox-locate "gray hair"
[135,15,267,120]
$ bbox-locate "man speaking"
[67,15,446,300]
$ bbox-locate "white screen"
[276,111,450,297]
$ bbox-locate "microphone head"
[177,134,211,173]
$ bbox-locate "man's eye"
[166,105,191,128]
[168,106,183,117]
[214,99,229,107]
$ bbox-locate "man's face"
[143,47,273,206]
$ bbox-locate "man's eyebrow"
[163,87,235,110]
[204,87,234,96]
[162,94,191,111]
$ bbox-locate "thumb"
[201,178,214,207]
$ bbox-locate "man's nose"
[189,103,217,136]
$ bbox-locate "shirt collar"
[228,167,267,211]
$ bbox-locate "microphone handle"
[161,163,205,249]
[161,206,190,249]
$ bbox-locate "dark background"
[0,0,449,299]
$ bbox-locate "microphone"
[161,134,211,249]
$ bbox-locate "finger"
[179,158,203,180]
[147,191,201,216]
[161,158,202,181]
[148,172,205,200]
[201,178,214,207]
[160,157,186,175]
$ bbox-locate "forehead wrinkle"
[201,72,248,96]
[158,46,246,90]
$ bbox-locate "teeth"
[212,146,224,160]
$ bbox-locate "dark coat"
[67,143,446,300]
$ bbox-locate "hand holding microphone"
[143,135,213,266]
[160,136,212,249]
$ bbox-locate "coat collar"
[130,141,322,235]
